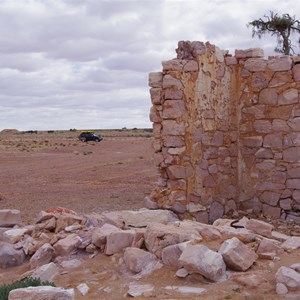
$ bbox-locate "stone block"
[105,230,136,255]
[53,234,81,256]
[244,58,267,72]
[287,178,300,189]
[209,202,224,223]
[269,71,293,87]
[288,117,300,131]
[164,88,183,100]
[242,136,263,148]
[278,88,298,105]
[162,120,185,136]
[257,238,284,256]
[283,147,300,162]
[225,56,238,65]
[30,243,55,269]
[268,56,292,71]
[280,199,292,210]
[149,106,161,123]
[179,244,226,282]
[162,75,183,89]
[292,190,300,203]
[245,219,274,237]
[235,48,264,58]
[184,60,199,72]
[263,133,282,148]
[292,64,300,81]
[149,72,163,88]
[255,148,273,159]
[167,165,192,179]
[260,191,281,206]
[272,119,289,132]
[162,100,186,119]
[162,59,184,71]
[31,262,59,282]
[259,88,278,105]
[219,237,258,271]
[262,204,281,219]
[276,266,300,291]
[163,136,185,147]
[161,242,189,268]
[253,120,272,133]
[266,105,293,120]
[150,88,162,105]
[0,241,25,268]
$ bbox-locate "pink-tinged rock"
[271,231,290,242]
[163,136,185,147]
[242,136,263,148]
[254,181,285,190]
[251,74,268,91]
[0,209,21,227]
[162,59,184,71]
[167,165,192,179]
[53,234,81,256]
[293,190,300,203]
[278,88,298,105]
[280,199,292,210]
[179,244,226,282]
[3,228,28,244]
[231,273,270,288]
[203,175,217,188]
[217,227,257,243]
[105,230,136,255]
[255,148,273,159]
[253,120,272,133]
[283,147,300,163]
[168,190,186,202]
[161,242,190,268]
[288,117,300,131]
[291,263,300,272]
[216,65,225,79]
[149,106,161,123]
[244,58,267,72]
[286,178,300,189]
[284,133,300,147]
[255,159,275,170]
[257,238,284,256]
[235,48,264,58]
[31,262,59,282]
[92,224,121,247]
[267,105,293,120]
[152,123,161,139]
[162,100,186,119]
[242,105,265,119]
[276,266,300,291]
[281,236,300,251]
[124,247,158,273]
[143,196,159,210]
[269,71,293,87]
[272,119,289,132]
[219,237,258,271]
[260,191,280,207]
[0,241,25,268]
[209,202,224,223]
[262,204,281,219]
[268,56,292,71]
[8,286,74,300]
[162,75,183,89]
[149,72,163,88]
[276,283,288,295]
[164,88,183,100]
[198,226,221,241]
[259,88,278,105]
[292,64,300,81]
[162,120,185,136]
[225,56,238,65]
[150,88,162,105]
[263,133,282,148]
[144,223,202,257]
[184,60,198,72]
[30,243,55,269]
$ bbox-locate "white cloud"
[0,0,300,130]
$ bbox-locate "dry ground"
[0,129,300,299]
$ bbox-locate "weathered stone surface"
[242,136,263,148]
[31,262,59,282]
[162,59,184,71]
[179,244,226,282]
[162,100,186,119]
[278,88,298,105]
[257,238,284,256]
[161,242,190,268]
[253,120,272,133]
[53,234,81,256]
[127,283,154,298]
[281,236,300,250]
[266,105,293,120]
[0,241,25,268]
[287,179,300,189]
[76,283,89,296]
[235,48,264,58]
[0,209,21,227]
[209,202,224,223]
[105,230,136,255]
[268,56,292,71]
[124,247,158,273]
[162,120,185,136]
[150,88,162,105]
[165,285,206,295]
[184,60,199,72]
[8,286,74,300]
[259,88,278,105]
[92,224,121,247]
[276,266,300,291]
[292,64,300,81]
[164,88,183,100]
[262,204,281,218]
[245,219,274,237]
[244,58,267,72]
[263,133,282,148]
[3,228,28,244]
[232,273,270,288]
[260,191,281,207]
[30,243,55,269]
[276,283,288,295]
[162,75,183,89]
[149,72,163,88]
[144,223,201,257]
[167,165,192,179]
[219,237,258,271]
[283,147,300,162]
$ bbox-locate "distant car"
[78,132,103,142]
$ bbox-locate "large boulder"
[0,241,25,268]
[219,237,258,271]
[144,223,202,257]
[161,242,190,268]
[179,244,226,282]
[8,286,74,300]
[105,230,137,255]
[30,243,55,269]
[92,224,121,248]
[53,234,81,256]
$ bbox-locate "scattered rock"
[3,228,28,243]
[219,237,258,271]
[281,236,300,251]
[165,285,206,295]
[179,244,226,282]
[53,233,82,256]
[276,266,300,291]
[30,242,55,269]
[8,286,74,300]
[76,283,89,296]
[245,219,273,237]
[30,262,60,282]
[0,209,21,227]
[0,241,25,268]
[127,283,154,297]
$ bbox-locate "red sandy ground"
[0,130,300,299]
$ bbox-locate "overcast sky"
[1,0,300,131]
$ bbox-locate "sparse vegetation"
[0,277,55,300]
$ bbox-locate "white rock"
[3,228,28,243]
[127,283,154,297]
[276,283,288,295]
[30,243,55,269]
[276,266,300,291]
[175,268,189,278]
[282,237,300,251]
[8,286,74,300]
[165,285,206,295]
[31,262,59,282]
[76,283,89,296]
[179,244,226,282]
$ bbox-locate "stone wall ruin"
[147,40,300,224]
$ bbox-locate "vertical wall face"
[147,41,300,223]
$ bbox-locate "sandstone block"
[254,181,285,190]
[92,224,121,247]
[105,230,136,255]
[0,241,25,268]
[219,237,258,271]
[263,133,282,148]
[262,204,281,219]
[253,120,272,133]
[266,104,293,120]
[272,119,289,132]
[292,64,300,81]
[235,48,264,58]
[149,106,161,123]
[0,209,21,227]
[30,243,55,269]
[232,273,270,288]
[163,136,185,147]
[162,59,184,71]
[278,88,298,105]
[150,88,162,105]
[3,228,28,244]
[149,72,163,88]
[280,199,292,210]
[167,165,191,179]
[288,117,300,131]
[184,60,199,72]
[286,178,300,189]
[164,88,183,100]
[162,75,183,89]
[144,223,202,257]
[124,247,158,273]
[179,244,226,282]
[162,120,185,136]
[269,71,293,87]
[242,136,263,148]
[276,266,300,291]
[292,190,300,203]
[53,234,81,257]
[251,74,268,91]
[161,242,190,268]
[283,147,300,162]
[255,148,273,159]
[209,202,224,223]
[162,100,186,119]
[282,236,300,250]
[257,238,284,256]
[259,88,278,105]
[268,56,292,71]
[260,191,281,207]
[225,56,238,65]
[31,262,59,282]
[244,58,267,72]
[8,286,74,300]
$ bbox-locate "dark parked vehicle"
[78,132,103,142]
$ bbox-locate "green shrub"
[0,277,55,300]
